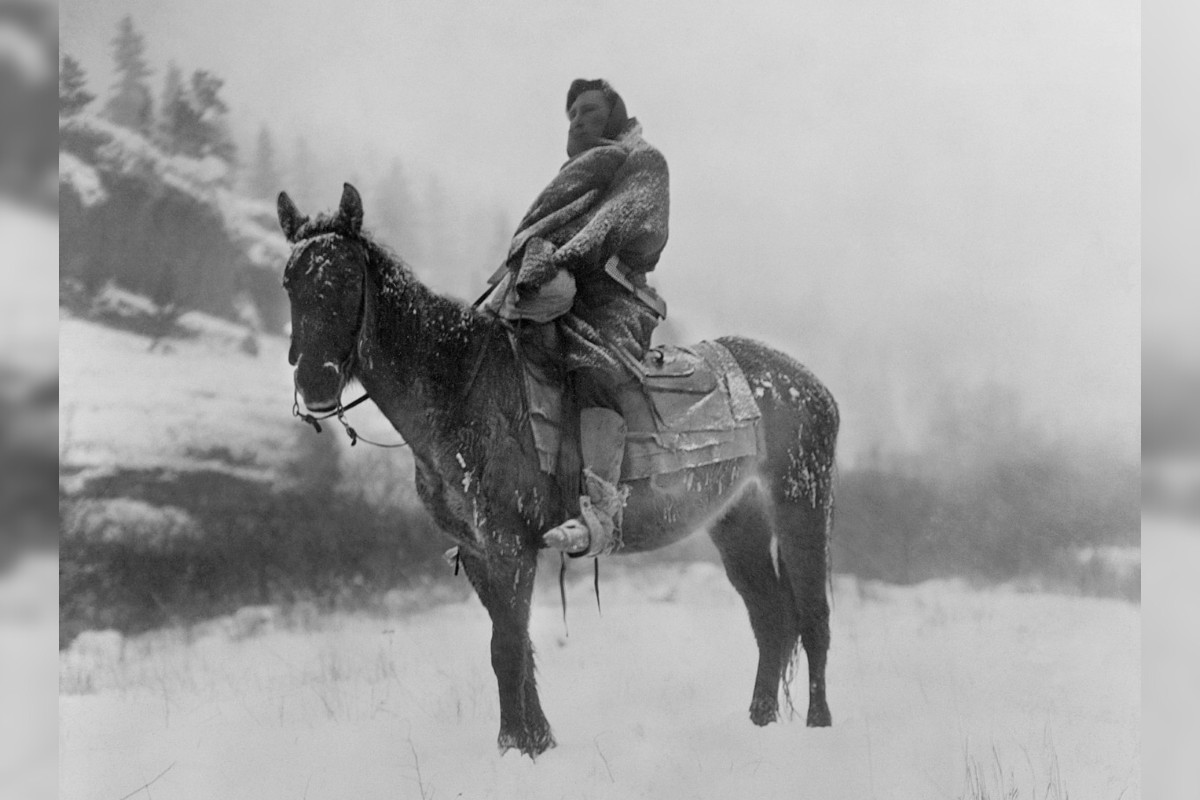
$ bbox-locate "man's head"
[565,78,628,157]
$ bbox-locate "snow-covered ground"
[1143,513,1200,800]
[59,313,414,497]
[57,312,1145,798]
[59,314,298,481]
[60,566,1139,800]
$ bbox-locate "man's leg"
[543,371,628,556]
[543,287,657,556]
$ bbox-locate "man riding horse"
[484,78,670,558]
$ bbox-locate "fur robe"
[506,119,669,290]
[493,120,670,385]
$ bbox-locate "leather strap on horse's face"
[350,237,373,367]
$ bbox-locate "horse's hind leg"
[774,502,832,727]
[708,483,799,726]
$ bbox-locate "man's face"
[567,89,611,156]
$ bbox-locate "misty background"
[61,0,1140,461]
[12,0,1199,795]
[55,0,1149,636]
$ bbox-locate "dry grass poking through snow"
[957,737,1070,800]
[60,564,1138,800]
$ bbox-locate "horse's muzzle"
[294,358,344,413]
[300,396,339,413]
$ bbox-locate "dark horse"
[278,184,839,758]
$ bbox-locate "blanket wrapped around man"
[491,119,670,378]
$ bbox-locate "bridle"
[286,232,408,449]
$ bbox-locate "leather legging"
[563,270,659,411]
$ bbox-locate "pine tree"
[157,68,237,165]
[103,15,154,134]
[247,126,283,200]
[188,70,237,164]
[59,54,95,117]
[155,62,184,150]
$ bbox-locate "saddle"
[522,339,763,482]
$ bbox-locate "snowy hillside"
[60,313,295,481]
[60,567,1139,799]
[59,311,437,641]
[59,312,412,491]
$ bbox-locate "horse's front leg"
[459,543,554,757]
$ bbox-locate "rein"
[292,381,409,449]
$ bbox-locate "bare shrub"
[836,383,1138,596]
[60,466,449,642]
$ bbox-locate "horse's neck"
[357,259,489,451]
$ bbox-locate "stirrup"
[542,493,621,557]
[543,518,591,555]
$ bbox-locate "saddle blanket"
[524,340,762,482]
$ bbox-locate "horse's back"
[716,335,838,431]
[716,336,838,508]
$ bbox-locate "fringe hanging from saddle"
[557,554,603,637]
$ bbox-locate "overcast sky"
[61,0,1140,459]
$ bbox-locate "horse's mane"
[291,211,355,242]
[296,210,478,321]
[356,231,482,336]
[289,207,521,438]
[309,216,506,399]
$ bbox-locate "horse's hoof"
[498,727,557,759]
[749,698,778,727]
[806,705,832,727]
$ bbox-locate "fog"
[61,0,1139,461]
[38,0,1200,796]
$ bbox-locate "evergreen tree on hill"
[189,70,237,165]
[158,68,237,168]
[155,62,184,148]
[102,15,154,134]
[59,54,94,117]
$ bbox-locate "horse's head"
[278,183,370,413]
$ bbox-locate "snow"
[60,567,1139,799]
[0,200,57,378]
[216,192,291,271]
[57,299,1144,799]
[0,555,58,800]
[58,151,108,207]
[59,316,299,481]
[61,113,288,277]
[1143,514,1200,800]
[62,115,230,203]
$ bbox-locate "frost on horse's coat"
[279,183,839,758]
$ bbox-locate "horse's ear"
[339,183,364,235]
[277,191,305,242]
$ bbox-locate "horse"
[278,183,839,758]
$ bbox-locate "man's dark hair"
[566,78,629,139]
